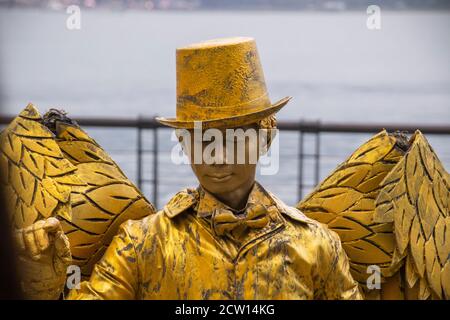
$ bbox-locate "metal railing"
[1,115,449,209]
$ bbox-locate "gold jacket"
[67,182,362,300]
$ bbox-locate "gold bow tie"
[211,204,270,236]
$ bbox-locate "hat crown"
[175,37,270,122]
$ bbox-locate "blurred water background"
[1,6,449,207]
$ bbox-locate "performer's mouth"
[207,173,233,182]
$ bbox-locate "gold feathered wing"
[0,104,83,228]
[374,131,449,299]
[297,130,449,299]
[1,105,155,279]
[46,111,156,277]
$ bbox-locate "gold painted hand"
[14,217,72,300]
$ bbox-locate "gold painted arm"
[315,230,363,300]
[67,222,139,300]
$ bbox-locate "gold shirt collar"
[195,181,275,218]
[162,181,313,225]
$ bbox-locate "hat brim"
[155,96,291,129]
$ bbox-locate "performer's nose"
[206,144,227,165]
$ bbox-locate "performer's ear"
[175,129,191,156]
[258,115,277,156]
[259,128,277,156]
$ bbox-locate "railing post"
[298,120,304,201]
[137,116,143,190]
[152,127,158,209]
[314,120,321,187]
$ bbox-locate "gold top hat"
[156,37,291,129]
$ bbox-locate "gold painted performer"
[12,37,362,299]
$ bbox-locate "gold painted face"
[183,124,262,197]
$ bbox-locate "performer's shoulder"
[117,214,158,241]
[118,188,198,236]
[162,188,199,218]
[266,190,316,226]
[267,190,340,245]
